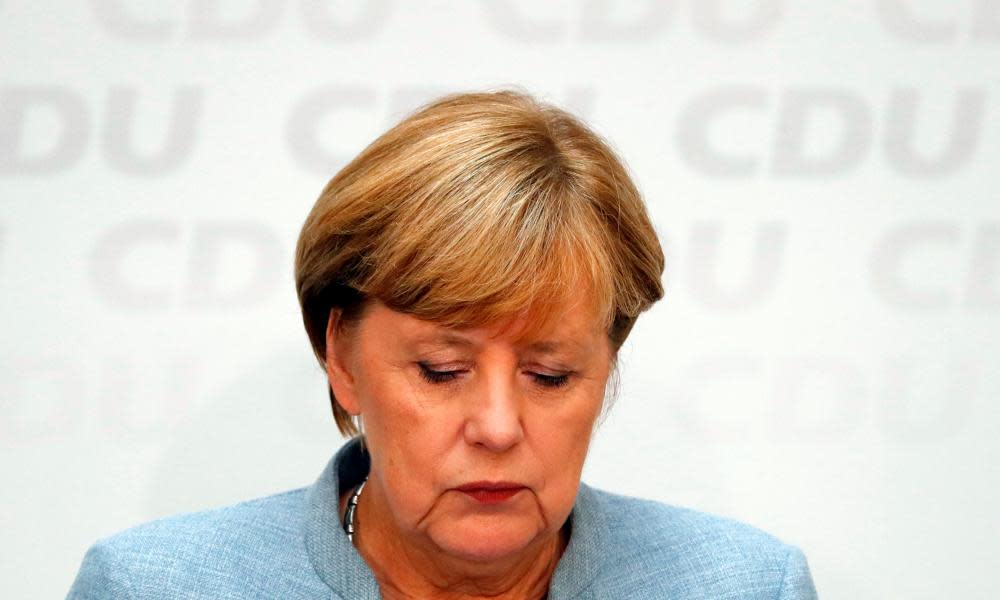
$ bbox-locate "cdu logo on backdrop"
[89,219,284,310]
[90,0,392,42]
[675,86,987,179]
[483,0,782,43]
[0,86,203,176]
[876,0,1000,43]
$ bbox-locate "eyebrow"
[413,332,476,348]
[412,333,580,355]
[524,338,594,361]
[525,340,573,354]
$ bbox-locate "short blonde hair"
[295,89,664,436]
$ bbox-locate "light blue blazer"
[68,438,818,599]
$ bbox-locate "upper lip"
[455,481,526,492]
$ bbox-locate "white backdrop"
[3,2,999,598]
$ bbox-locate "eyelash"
[417,363,571,388]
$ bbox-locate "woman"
[68,89,817,599]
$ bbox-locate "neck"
[341,477,568,600]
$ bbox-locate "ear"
[325,307,362,416]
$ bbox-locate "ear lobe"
[325,308,361,416]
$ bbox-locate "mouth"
[454,481,527,504]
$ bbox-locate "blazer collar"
[303,437,610,599]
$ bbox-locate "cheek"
[357,368,414,441]
[529,385,606,515]
[362,371,465,454]
[354,362,457,518]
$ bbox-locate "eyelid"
[416,361,576,387]
[528,368,566,377]
[417,360,469,372]
[523,361,576,375]
[417,362,464,385]
[522,360,575,380]
[529,371,572,389]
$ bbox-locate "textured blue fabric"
[67,438,818,599]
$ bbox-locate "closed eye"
[417,362,464,384]
[417,363,571,388]
[531,372,570,388]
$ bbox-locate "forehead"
[363,295,605,351]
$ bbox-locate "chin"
[430,515,542,563]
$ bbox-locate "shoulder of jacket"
[67,487,311,599]
[103,486,308,549]
[586,486,788,553]
[578,486,812,599]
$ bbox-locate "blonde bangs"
[365,183,616,338]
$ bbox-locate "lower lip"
[459,488,524,504]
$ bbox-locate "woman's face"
[327,296,612,562]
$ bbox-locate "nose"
[462,370,525,453]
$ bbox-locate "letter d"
[0,87,88,175]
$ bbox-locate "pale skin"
[324,296,613,600]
